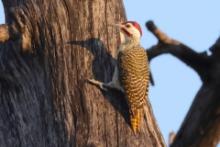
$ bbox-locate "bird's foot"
[87,79,108,91]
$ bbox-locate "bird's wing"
[118,46,149,132]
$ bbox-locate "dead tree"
[0,1,165,147]
[146,21,220,147]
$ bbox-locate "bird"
[88,21,149,134]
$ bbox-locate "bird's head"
[115,21,142,44]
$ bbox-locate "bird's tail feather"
[130,109,142,134]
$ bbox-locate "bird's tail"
[130,109,142,134]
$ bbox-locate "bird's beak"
[112,23,130,38]
[110,24,126,44]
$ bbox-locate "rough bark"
[0,1,165,147]
[146,21,220,147]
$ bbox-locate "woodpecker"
[88,21,149,134]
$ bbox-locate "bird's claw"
[87,79,108,91]
[100,85,108,91]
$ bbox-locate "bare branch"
[146,21,211,82]
[146,20,220,147]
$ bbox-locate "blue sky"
[0,1,219,145]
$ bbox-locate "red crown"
[123,21,142,36]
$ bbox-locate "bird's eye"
[125,24,131,28]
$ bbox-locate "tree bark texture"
[0,1,164,147]
[146,21,220,147]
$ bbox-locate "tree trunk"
[0,1,164,147]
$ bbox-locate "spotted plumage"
[118,44,149,133]
[88,21,149,134]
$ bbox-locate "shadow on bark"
[67,38,130,126]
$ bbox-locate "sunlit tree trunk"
[0,1,164,147]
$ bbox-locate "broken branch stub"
[146,21,180,45]
[0,24,10,43]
